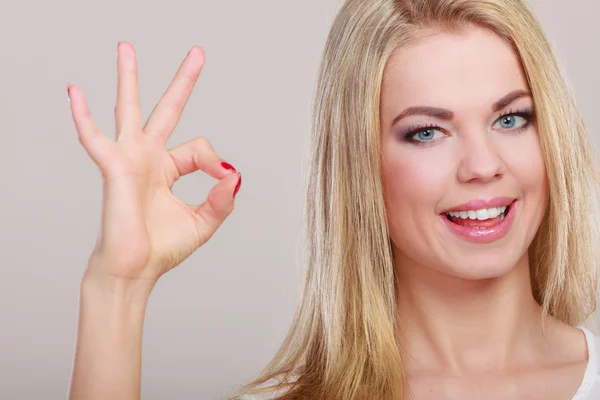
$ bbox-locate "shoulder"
[572,326,600,400]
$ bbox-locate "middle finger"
[115,41,143,140]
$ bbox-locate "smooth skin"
[67,42,240,399]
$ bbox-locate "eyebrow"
[390,89,532,126]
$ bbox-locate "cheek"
[500,132,549,200]
[382,142,455,241]
[382,143,455,209]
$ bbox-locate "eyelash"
[402,108,535,146]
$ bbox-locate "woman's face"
[380,26,549,279]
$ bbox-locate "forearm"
[68,278,151,400]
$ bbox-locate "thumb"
[191,171,242,235]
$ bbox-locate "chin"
[438,249,527,281]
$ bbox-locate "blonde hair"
[231,0,600,398]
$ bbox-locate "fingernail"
[221,161,237,173]
[233,173,242,198]
[66,84,71,103]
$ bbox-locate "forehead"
[381,26,530,112]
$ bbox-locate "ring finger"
[143,46,205,143]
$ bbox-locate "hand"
[68,42,241,294]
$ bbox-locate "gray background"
[1,0,598,399]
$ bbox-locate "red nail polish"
[233,173,242,198]
[221,161,237,172]
[67,84,71,101]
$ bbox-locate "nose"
[457,132,505,183]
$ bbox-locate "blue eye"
[494,114,528,130]
[416,128,440,141]
[404,126,445,143]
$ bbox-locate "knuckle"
[225,202,235,216]
[80,107,93,119]
[166,97,186,114]
[77,133,88,147]
[193,136,211,149]
[181,73,196,87]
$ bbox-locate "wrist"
[81,270,156,304]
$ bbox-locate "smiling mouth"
[444,200,516,228]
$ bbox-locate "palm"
[69,42,241,285]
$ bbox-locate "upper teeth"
[446,206,507,220]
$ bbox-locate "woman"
[67,0,600,399]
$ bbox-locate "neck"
[395,252,545,374]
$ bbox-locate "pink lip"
[441,196,515,213]
[441,199,518,244]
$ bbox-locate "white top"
[240,326,600,400]
[572,326,600,400]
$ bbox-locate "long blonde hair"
[232,0,600,398]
